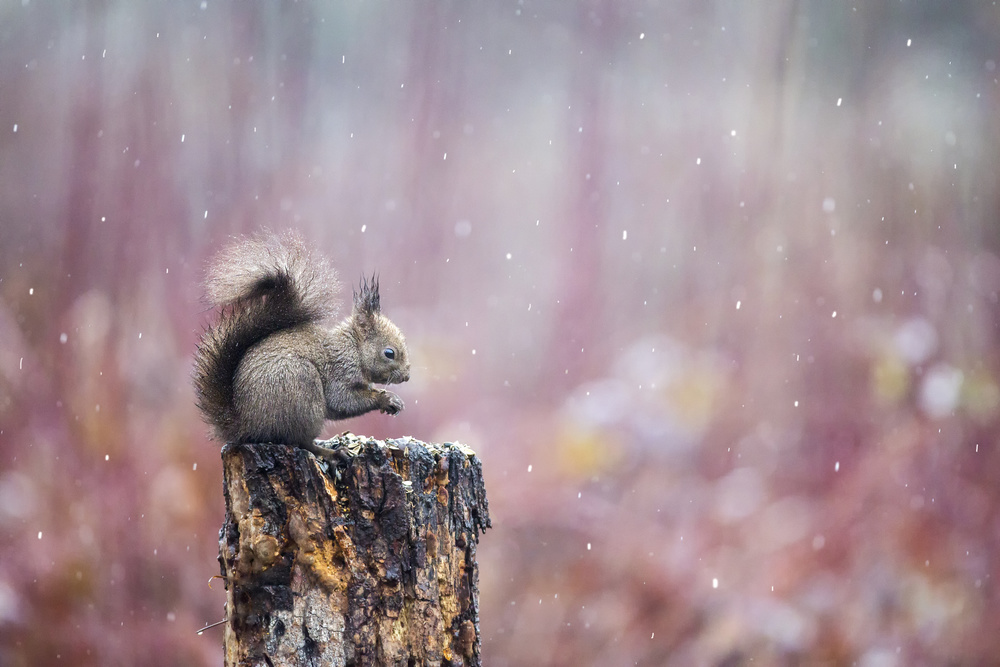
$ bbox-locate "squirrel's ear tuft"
[353,273,381,314]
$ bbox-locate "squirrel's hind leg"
[233,351,327,447]
[298,440,352,464]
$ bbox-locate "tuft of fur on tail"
[193,231,340,441]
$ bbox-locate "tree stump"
[218,434,491,667]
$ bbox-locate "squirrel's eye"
[383,347,395,360]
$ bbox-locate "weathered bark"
[218,435,490,667]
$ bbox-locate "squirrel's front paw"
[378,390,404,415]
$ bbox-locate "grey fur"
[193,231,410,452]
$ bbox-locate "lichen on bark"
[218,435,490,667]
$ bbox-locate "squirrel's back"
[193,231,340,442]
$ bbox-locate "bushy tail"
[193,231,340,441]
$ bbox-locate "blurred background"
[1,1,999,665]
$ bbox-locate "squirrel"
[193,231,410,461]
